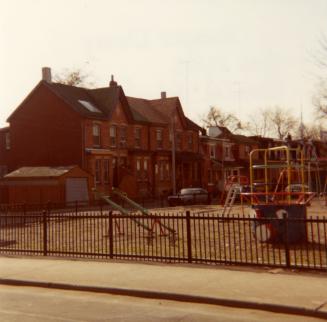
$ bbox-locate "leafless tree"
[247,108,272,137]
[54,68,94,87]
[312,34,327,120]
[268,106,298,139]
[201,106,246,133]
[313,80,327,119]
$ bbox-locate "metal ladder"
[221,184,239,216]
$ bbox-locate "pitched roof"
[45,82,107,119]
[4,166,76,178]
[127,97,167,124]
[127,96,200,130]
[8,79,201,130]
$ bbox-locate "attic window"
[78,100,101,113]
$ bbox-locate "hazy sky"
[1,0,327,128]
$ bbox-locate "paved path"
[0,256,326,319]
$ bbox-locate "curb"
[0,278,326,319]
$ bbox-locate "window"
[110,125,117,147]
[159,161,164,181]
[135,128,141,148]
[156,129,163,149]
[103,159,109,183]
[224,146,230,159]
[165,162,170,180]
[176,132,182,150]
[210,145,216,159]
[93,124,101,147]
[120,127,127,147]
[188,134,193,151]
[95,159,101,183]
[136,159,141,180]
[5,132,10,150]
[245,145,250,154]
[143,158,149,180]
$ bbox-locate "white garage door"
[65,178,89,203]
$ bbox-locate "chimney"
[161,91,167,99]
[42,67,52,83]
[109,75,118,87]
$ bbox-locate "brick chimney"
[109,75,118,87]
[161,91,167,99]
[42,67,52,83]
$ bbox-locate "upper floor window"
[110,125,117,147]
[93,124,101,147]
[176,132,182,150]
[188,134,193,151]
[120,127,127,148]
[210,145,216,159]
[245,145,250,154]
[5,132,10,150]
[135,128,141,148]
[224,146,230,159]
[156,129,163,149]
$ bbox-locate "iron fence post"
[43,210,48,256]
[186,210,192,263]
[108,211,113,259]
[283,212,290,268]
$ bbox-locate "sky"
[1,0,327,128]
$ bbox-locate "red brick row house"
[0,68,202,200]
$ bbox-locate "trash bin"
[252,204,307,243]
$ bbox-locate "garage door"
[65,178,89,203]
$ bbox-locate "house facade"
[0,68,202,200]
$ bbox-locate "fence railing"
[0,207,326,270]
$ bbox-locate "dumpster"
[252,204,307,244]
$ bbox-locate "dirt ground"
[153,197,327,218]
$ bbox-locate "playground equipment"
[220,175,249,216]
[93,188,175,236]
[241,145,315,243]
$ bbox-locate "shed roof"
[4,166,77,178]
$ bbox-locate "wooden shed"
[0,166,93,205]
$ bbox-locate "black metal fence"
[0,205,326,270]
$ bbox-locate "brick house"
[0,68,202,200]
[204,126,259,184]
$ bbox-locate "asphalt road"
[0,285,323,322]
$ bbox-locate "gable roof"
[7,79,201,130]
[127,97,167,124]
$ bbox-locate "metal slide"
[111,188,176,234]
[93,190,152,232]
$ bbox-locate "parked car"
[168,188,210,206]
[285,184,309,193]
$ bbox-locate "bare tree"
[313,80,327,119]
[54,68,94,87]
[247,108,272,137]
[268,106,298,139]
[312,34,327,120]
[201,106,246,133]
[296,122,325,140]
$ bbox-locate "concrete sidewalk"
[0,256,326,319]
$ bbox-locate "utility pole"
[171,119,176,195]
